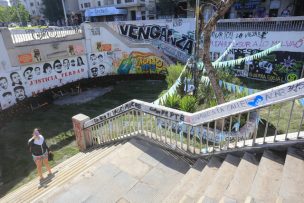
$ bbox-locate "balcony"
[216,16,304,32]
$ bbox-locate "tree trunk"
[199,0,236,105]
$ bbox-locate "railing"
[73,79,304,157]
[10,26,82,44]
[216,16,304,31]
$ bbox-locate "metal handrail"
[81,78,304,156]
[9,26,82,44]
[216,16,304,31]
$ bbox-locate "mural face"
[63,59,70,70]
[10,72,22,86]
[0,55,88,110]
[88,52,113,77]
[0,77,8,91]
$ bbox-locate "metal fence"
[77,79,304,157]
[216,16,304,31]
[10,26,82,44]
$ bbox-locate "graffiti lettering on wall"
[233,51,304,83]
[116,51,168,75]
[90,27,101,36]
[0,56,88,110]
[86,100,185,127]
[91,101,142,124]
[211,32,304,52]
[212,31,268,40]
[152,41,189,63]
[118,24,194,55]
[149,107,184,121]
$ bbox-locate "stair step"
[29,144,121,202]
[1,144,121,203]
[248,150,285,203]
[0,148,99,202]
[33,138,190,203]
[221,152,259,203]
[179,156,223,202]
[201,154,241,202]
[278,147,304,202]
[164,159,206,202]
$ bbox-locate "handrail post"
[72,113,91,151]
[187,125,190,152]
[252,110,260,146]
[140,111,144,134]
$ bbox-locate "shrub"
[162,93,180,109]
[165,64,184,88]
[179,95,197,113]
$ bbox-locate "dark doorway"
[294,0,304,16]
[175,1,187,18]
[131,10,136,20]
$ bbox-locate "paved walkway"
[54,87,113,105]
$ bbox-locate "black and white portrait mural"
[0,55,88,110]
[88,52,113,78]
[0,69,27,109]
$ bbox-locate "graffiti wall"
[106,19,304,83]
[106,19,195,63]
[88,52,114,77]
[211,31,304,82]
[0,55,88,110]
[88,51,168,77]
[234,51,304,83]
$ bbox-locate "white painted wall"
[0,31,12,72]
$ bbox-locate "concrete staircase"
[165,147,304,203]
[1,138,304,203]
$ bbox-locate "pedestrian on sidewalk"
[28,128,52,184]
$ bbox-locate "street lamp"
[61,0,68,26]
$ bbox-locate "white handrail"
[85,78,304,128]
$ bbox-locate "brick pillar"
[72,113,90,151]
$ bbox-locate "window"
[81,4,83,8]
[30,2,34,6]
[117,0,121,4]
[32,10,35,14]
[98,1,101,6]
[84,2,91,8]
[125,0,134,3]
[37,2,39,5]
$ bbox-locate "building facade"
[227,0,303,18]
[0,0,9,7]
[63,0,81,25]
[78,0,156,22]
